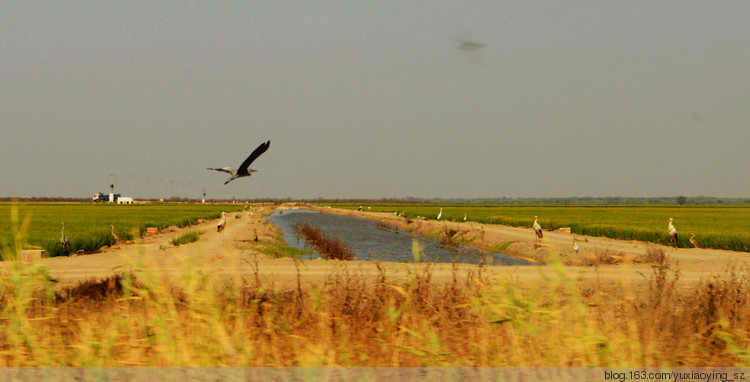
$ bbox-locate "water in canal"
[267,209,533,266]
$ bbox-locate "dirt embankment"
[8,204,750,290]
[312,206,750,284]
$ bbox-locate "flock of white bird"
[379,208,694,254]
[385,210,693,255]
[536,215,688,252]
[535,215,689,252]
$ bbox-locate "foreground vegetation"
[0,202,244,258]
[330,204,750,252]
[1,245,749,366]
[1,205,749,367]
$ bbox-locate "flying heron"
[208,140,270,185]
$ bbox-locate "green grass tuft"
[171,231,201,246]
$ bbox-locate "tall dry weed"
[1,236,750,366]
[294,224,356,260]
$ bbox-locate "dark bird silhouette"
[458,41,485,51]
[208,140,270,185]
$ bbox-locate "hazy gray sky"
[2,1,749,200]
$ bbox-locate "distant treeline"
[3,196,750,205]
[0,196,281,204]
[0,196,91,202]
[312,196,750,205]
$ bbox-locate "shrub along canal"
[267,209,532,266]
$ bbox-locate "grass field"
[0,202,244,258]
[328,204,750,252]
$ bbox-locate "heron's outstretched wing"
[207,167,235,174]
[237,140,271,174]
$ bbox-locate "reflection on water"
[267,209,533,266]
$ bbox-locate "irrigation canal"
[267,209,533,266]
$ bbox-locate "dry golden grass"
[1,244,749,366]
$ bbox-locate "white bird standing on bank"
[463,214,467,222]
[217,212,227,234]
[533,216,543,239]
[61,222,70,249]
[208,140,270,185]
[437,208,443,220]
[574,238,579,254]
[668,218,678,246]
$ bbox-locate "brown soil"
[10,204,750,290]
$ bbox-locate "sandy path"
[7,204,749,291]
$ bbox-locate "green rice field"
[0,202,244,258]
[330,203,750,253]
